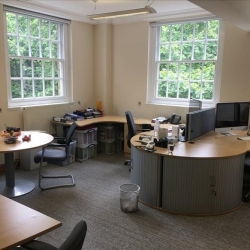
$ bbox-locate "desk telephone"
[170,113,181,124]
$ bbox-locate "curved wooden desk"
[131,130,250,215]
[0,132,54,198]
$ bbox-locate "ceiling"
[1,0,250,30]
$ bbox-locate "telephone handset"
[170,113,181,124]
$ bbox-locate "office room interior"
[0,0,250,166]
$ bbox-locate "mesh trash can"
[120,183,140,212]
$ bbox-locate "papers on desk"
[237,137,250,141]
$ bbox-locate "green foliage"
[156,19,219,101]
[6,11,62,100]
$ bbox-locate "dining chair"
[34,122,78,190]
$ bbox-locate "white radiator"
[23,104,71,133]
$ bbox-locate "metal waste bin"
[120,183,140,212]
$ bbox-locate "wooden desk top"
[0,195,61,250]
[131,130,250,158]
[52,115,172,128]
[0,132,54,153]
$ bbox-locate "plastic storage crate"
[76,142,98,162]
[72,127,98,146]
[49,140,77,166]
[97,125,119,142]
[98,139,123,155]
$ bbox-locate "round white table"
[0,131,54,197]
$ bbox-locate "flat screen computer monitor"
[189,99,202,113]
[215,102,250,132]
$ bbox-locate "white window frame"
[3,6,72,108]
[147,17,225,109]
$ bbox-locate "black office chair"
[34,122,78,190]
[124,111,151,167]
[20,220,87,250]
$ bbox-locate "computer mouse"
[247,131,250,136]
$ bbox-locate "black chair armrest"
[46,143,67,148]
[21,240,57,250]
[53,136,65,140]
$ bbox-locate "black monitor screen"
[215,102,250,130]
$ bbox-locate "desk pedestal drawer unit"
[131,146,162,207]
[130,130,248,215]
[162,155,245,214]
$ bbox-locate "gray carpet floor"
[2,152,250,250]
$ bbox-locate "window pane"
[160,26,170,43]
[24,79,33,98]
[54,80,59,96]
[18,15,28,36]
[194,42,204,60]
[8,36,18,56]
[35,79,43,97]
[203,62,215,80]
[191,63,202,80]
[159,63,168,80]
[182,42,192,60]
[190,82,201,99]
[170,43,181,61]
[168,81,177,98]
[11,80,21,98]
[183,23,193,41]
[202,82,213,100]
[22,59,32,77]
[10,58,20,77]
[51,22,58,40]
[41,20,49,39]
[42,40,50,58]
[34,60,42,77]
[6,13,16,34]
[206,41,217,60]
[19,37,29,56]
[168,63,178,80]
[54,61,59,77]
[45,80,53,96]
[171,24,181,42]
[179,81,189,98]
[51,42,59,58]
[207,20,219,39]
[160,45,169,61]
[31,38,40,57]
[195,22,206,40]
[44,61,52,77]
[30,17,40,37]
[157,81,166,97]
[179,63,190,81]
[153,19,219,103]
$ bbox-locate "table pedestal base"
[0,180,35,198]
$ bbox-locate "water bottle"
[154,119,160,139]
